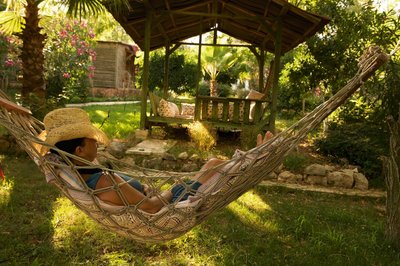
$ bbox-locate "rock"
[135,129,149,140]
[181,163,199,172]
[354,172,369,190]
[120,156,136,167]
[305,175,328,186]
[304,164,327,176]
[143,157,162,169]
[162,160,178,171]
[264,171,278,180]
[327,171,354,189]
[275,164,284,173]
[162,153,176,161]
[178,152,189,160]
[325,165,336,172]
[106,140,128,159]
[189,154,200,161]
[278,171,302,183]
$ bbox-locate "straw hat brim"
[40,123,109,155]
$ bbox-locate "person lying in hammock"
[41,108,273,214]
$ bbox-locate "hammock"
[0,46,389,243]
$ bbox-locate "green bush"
[314,122,389,180]
[284,153,309,173]
[44,19,96,105]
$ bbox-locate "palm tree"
[201,46,237,97]
[0,0,126,116]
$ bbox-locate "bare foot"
[256,131,274,147]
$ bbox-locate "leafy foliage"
[44,19,96,105]
[0,32,21,86]
[315,122,389,179]
[145,51,197,95]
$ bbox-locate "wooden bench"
[146,93,270,131]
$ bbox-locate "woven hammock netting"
[0,46,389,243]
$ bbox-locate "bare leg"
[192,158,225,184]
[193,131,273,184]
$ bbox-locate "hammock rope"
[0,46,390,243]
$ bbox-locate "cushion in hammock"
[157,99,179,117]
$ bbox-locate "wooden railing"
[147,94,270,130]
[195,96,268,125]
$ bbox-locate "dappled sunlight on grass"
[94,110,109,119]
[51,197,99,248]
[227,191,278,233]
[0,179,14,205]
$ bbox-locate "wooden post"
[163,42,170,98]
[140,11,152,130]
[268,19,282,133]
[384,115,400,247]
[195,32,202,120]
[258,48,265,91]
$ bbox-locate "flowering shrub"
[44,19,96,104]
[0,32,21,89]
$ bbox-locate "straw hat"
[40,108,109,154]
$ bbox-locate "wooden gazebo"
[107,0,329,132]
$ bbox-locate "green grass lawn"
[0,154,398,265]
[82,103,142,140]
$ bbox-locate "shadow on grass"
[0,154,60,264]
[1,154,400,265]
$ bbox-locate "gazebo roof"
[109,0,329,53]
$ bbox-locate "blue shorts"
[86,172,144,193]
[171,180,202,203]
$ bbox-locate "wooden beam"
[157,9,276,22]
[177,41,254,48]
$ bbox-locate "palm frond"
[0,10,23,34]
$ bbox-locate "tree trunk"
[19,0,46,118]
[210,79,217,97]
[384,116,400,247]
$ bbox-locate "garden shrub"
[44,19,96,105]
[314,122,389,179]
[187,121,216,151]
[0,33,21,89]
[284,153,309,173]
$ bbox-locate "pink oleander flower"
[88,65,96,71]
[71,40,76,46]
[88,73,94,78]
[88,30,95,39]
[59,30,68,38]
[63,73,71,78]
[72,34,79,41]
[88,49,96,57]
[4,59,14,66]
[77,48,84,56]
[315,87,321,96]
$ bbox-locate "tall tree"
[201,46,237,97]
